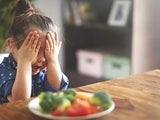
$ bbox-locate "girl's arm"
[8,31,41,101]
[45,31,62,90]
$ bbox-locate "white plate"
[28,92,115,120]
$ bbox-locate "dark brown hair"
[9,0,57,48]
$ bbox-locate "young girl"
[0,0,69,103]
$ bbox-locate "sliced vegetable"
[75,92,92,102]
[52,108,63,116]
[66,99,92,116]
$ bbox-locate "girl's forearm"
[47,60,62,90]
[9,62,32,101]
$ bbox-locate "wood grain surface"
[0,69,160,120]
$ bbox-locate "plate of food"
[28,89,115,120]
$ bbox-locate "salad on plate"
[28,89,115,119]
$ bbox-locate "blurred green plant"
[0,0,35,53]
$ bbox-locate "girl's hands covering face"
[15,31,41,64]
[45,31,62,63]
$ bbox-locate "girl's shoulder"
[0,53,17,70]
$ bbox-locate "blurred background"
[1,0,160,88]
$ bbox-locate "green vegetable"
[63,88,76,96]
[38,89,76,113]
[63,88,76,102]
[90,91,112,109]
[39,92,57,113]
[57,97,71,111]
[52,92,71,110]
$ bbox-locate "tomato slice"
[66,99,93,116]
[90,104,100,114]
[52,108,63,116]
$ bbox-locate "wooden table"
[0,69,160,120]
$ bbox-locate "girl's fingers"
[46,31,61,53]
[54,31,61,47]
[51,32,56,45]
[23,32,33,46]
[55,31,59,44]
[47,31,59,46]
[45,38,50,51]
[58,40,62,48]
[52,32,58,46]
[26,31,40,51]
[31,33,39,49]
[35,40,41,52]
[47,32,54,48]
[29,34,35,47]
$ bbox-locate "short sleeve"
[44,73,69,92]
[0,70,15,103]
[0,79,14,103]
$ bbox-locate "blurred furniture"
[132,0,160,73]
[62,0,133,87]
[0,69,160,120]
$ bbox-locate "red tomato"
[52,108,63,116]
[90,104,99,114]
[66,99,93,116]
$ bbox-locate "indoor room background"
[0,0,160,88]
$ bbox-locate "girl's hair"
[9,0,57,48]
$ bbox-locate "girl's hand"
[15,31,41,64]
[45,31,62,63]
